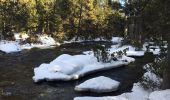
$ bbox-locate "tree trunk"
[75,0,83,41]
[162,32,170,89]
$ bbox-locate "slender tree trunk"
[76,0,83,40]
[162,32,170,89]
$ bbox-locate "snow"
[117,55,135,63]
[74,64,166,100]
[126,51,145,57]
[33,54,130,82]
[74,83,150,100]
[74,96,127,100]
[14,33,29,40]
[33,38,140,82]
[20,43,56,50]
[111,37,123,43]
[149,89,170,100]
[109,45,145,57]
[143,71,162,86]
[14,33,57,46]
[38,35,57,46]
[75,76,120,93]
[119,83,150,100]
[64,37,123,44]
[0,35,59,53]
[0,41,21,53]
[21,35,59,50]
[143,43,161,55]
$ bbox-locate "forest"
[0,0,170,100]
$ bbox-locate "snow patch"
[0,41,21,53]
[119,83,151,100]
[109,45,145,57]
[149,89,170,100]
[75,76,120,93]
[74,96,127,100]
[0,35,59,53]
[111,37,123,43]
[38,35,57,46]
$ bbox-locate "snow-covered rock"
[149,89,170,100]
[74,96,127,100]
[74,69,167,100]
[75,76,120,93]
[14,33,29,40]
[33,54,130,82]
[0,41,21,53]
[74,83,150,100]
[38,35,57,46]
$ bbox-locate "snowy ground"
[75,76,120,93]
[149,89,170,100]
[64,37,123,44]
[0,34,59,53]
[74,78,169,100]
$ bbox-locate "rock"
[0,50,5,55]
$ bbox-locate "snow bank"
[21,35,59,50]
[149,89,170,100]
[0,41,21,53]
[74,96,127,100]
[119,83,150,100]
[64,37,123,44]
[111,37,123,43]
[0,35,59,53]
[119,82,169,100]
[75,76,120,93]
[109,45,145,57]
[38,35,57,46]
[74,83,150,100]
[33,54,130,82]
[21,43,56,50]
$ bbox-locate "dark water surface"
[0,42,154,100]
